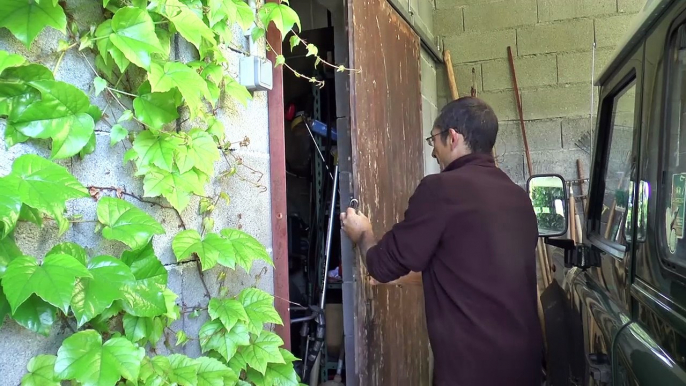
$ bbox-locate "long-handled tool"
[507,46,553,286]
[443,51,499,166]
[507,46,550,355]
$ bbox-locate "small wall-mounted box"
[239,56,273,91]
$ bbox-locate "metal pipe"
[320,164,339,310]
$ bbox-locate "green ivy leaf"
[0,0,67,48]
[119,242,168,318]
[46,242,88,266]
[89,302,123,333]
[275,55,285,66]
[120,240,167,286]
[11,295,57,336]
[207,117,225,142]
[178,129,220,175]
[289,35,300,51]
[118,110,134,123]
[305,44,318,57]
[123,314,164,346]
[247,359,301,386]
[227,353,248,379]
[173,230,233,270]
[149,61,212,117]
[0,236,21,279]
[97,197,165,250]
[133,130,183,173]
[220,228,272,272]
[224,75,252,106]
[176,330,189,347]
[0,63,52,119]
[199,319,251,362]
[2,254,91,313]
[0,285,10,328]
[10,80,97,159]
[239,288,283,334]
[93,77,107,96]
[71,255,136,327]
[140,356,173,386]
[19,204,43,227]
[133,89,181,130]
[20,355,60,386]
[196,356,238,386]
[208,298,249,331]
[241,330,285,375]
[163,0,215,51]
[55,330,146,386]
[109,7,164,70]
[0,184,21,239]
[4,154,88,234]
[258,3,301,38]
[234,0,255,30]
[142,166,200,211]
[110,124,129,147]
[252,27,265,41]
[0,50,25,73]
[168,354,200,386]
[95,20,131,73]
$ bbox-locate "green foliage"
[0,154,89,235]
[97,197,166,250]
[173,228,270,271]
[3,254,92,314]
[0,59,101,158]
[20,355,60,386]
[0,0,66,48]
[0,0,327,383]
[54,330,146,386]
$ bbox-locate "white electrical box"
[239,56,273,91]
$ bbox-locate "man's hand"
[340,207,372,244]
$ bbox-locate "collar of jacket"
[442,152,495,173]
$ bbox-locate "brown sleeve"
[366,177,446,283]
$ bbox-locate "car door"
[627,5,686,386]
[573,40,643,386]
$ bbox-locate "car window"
[661,26,686,261]
[597,80,638,249]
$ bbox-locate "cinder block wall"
[435,0,645,185]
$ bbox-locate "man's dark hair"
[433,97,498,153]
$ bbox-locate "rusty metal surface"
[347,0,430,384]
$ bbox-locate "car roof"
[597,0,675,85]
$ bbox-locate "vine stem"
[287,30,361,74]
[107,87,138,98]
[78,52,147,127]
[52,43,77,74]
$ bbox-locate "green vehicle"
[528,0,686,384]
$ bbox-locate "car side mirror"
[527,174,569,238]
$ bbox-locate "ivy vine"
[0,0,355,384]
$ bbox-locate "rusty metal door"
[347,0,432,384]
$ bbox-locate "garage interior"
[281,1,348,384]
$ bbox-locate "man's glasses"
[425,129,451,147]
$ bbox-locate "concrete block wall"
[435,0,646,185]
[422,49,442,176]
[0,1,274,384]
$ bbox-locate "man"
[340,97,542,385]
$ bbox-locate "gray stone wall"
[0,1,274,384]
[435,0,646,185]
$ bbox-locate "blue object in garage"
[310,119,337,141]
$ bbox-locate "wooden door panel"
[348,0,431,384]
